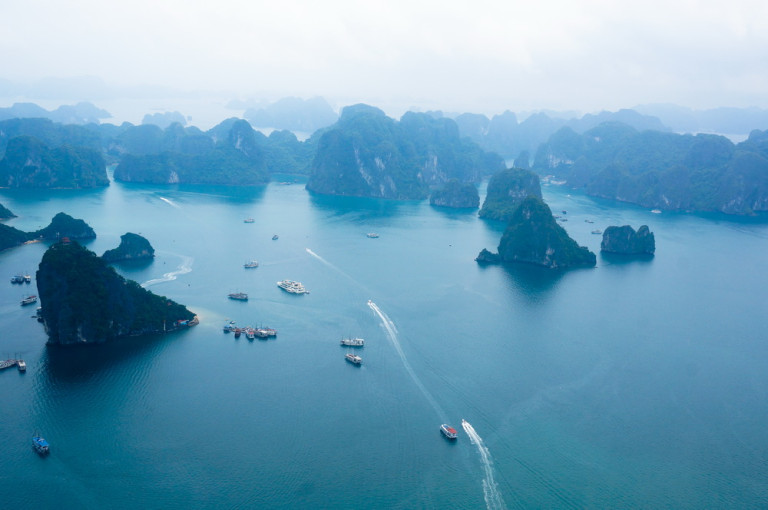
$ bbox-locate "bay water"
[1,178,767,508]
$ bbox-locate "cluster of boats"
[10,273,31,284]
[223,321,276,340]
[342,336,364,365]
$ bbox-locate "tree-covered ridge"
[37,241,195,345]
[0,133,107,188]
[429,179,479,208]
[0,222,30,252]
[102,232,155,262]
[306,104,504,199]
[0,202,15,220]
[479,168,542,221]
[533,123,768,215]
[601,225,655,255]
[477,196,596,269]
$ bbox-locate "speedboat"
[440,424,458,440]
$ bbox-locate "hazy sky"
[2,0,767,117]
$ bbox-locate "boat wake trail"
[462,420,507,510]
[141,255,193,287]
[157,196,180,209]
[367,300,445,421]
[306,248,366,288]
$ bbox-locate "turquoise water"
[1,179,768,508]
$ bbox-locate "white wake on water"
[157,196,180,209]
[367,300,445,420]
[462,420,507,510]
[141,255,193,287]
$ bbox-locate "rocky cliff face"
[479,168,542,221]
[477,196,596,269]
[429,179,480,208]
[37,241,194,345]
[601,225,655,254]
[102,232,155,262]
[0,202,16,220]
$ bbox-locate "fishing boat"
[277,280,309,294]
[228,292,248,301]
[366,233,379,238]
[21,295,37,306]
[440,424,458,440]
[345,353,362,365]
[340,337,365,347]
[244,218,255,223]
[10,274,25,284]
[32,434,50,455]
[243,260,259,268]
[223,321,237,333]
[234,328,241,338]
[244,327,256,340]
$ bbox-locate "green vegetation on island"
[601,225,655,255]
[32,212,96,240]
[306,104,504,199]
[37,241,195,345]
[477,196,596,269]
[479,168,542,221]
[102,232,155,262]
[0,202,15,220]
[429,179,480,208]
[0,135,108,188]
[533,123,768,215]
[0,223,31,252]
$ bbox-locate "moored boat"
[17,360,26,372]
[440,424,458,440]
[11,274,25,284]
[228,292,248,301]
[340,337,364,347]
[345,353,362,365]
[255,327,277,338]
[277,280,309,294]
[32,434,50,454]
[21,295,37,306]
[223,321,237,333]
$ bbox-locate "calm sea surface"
[1,178,768,509]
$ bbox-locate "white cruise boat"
[243,260,259,268]
[345,353,362,365]
[340,337,364,347]
[277,280,309,294]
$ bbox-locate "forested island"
[1,102,767,215]
[429,179,480,208]
[533,124,768,215]
[479,168,542,221]
[601,225,656,255]
[0,212,95,252]
[102,232,155,262]
[477,196,596,269]
[306,104,504,199]
[37,240,195,345]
